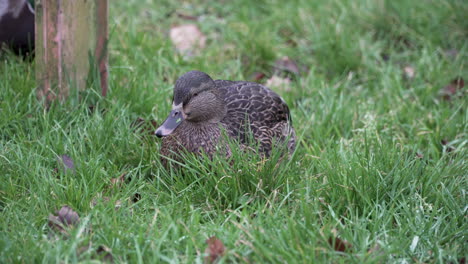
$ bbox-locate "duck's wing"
[216,80,291,124]
[215,80,294,151]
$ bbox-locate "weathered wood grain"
[35,0,108,103]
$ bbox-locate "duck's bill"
[155,110,184,137]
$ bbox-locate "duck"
[155,70,296,166]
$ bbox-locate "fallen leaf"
[170,24,206,58]
[250,72,266,82]
[205,236,225,264]
[57,154,75,174]
[328,236,352,253]
[440,77,465,101]
[274,56,300,75]
[48,205,80,235]
[327,228,352,253]
[416,152,424,159]
[403,66,415,80]
[265,75,292,92]
[48,215,67,235]
[57,205,80,225]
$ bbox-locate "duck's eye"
[193,92,199,97]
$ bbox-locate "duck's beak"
[155,108,184,138]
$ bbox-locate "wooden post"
[35,0,108,103]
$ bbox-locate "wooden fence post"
[35,0,108,103]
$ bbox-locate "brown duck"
[155,71,296,165]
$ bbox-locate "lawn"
[1,0,467,263]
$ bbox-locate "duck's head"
[155,71,226,137]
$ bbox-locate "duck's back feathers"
[215,80,295,155]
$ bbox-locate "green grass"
[1,0,467,262]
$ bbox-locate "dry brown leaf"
[57,154,75,174]
[440,77,465,101]
[328,229,352,253]
[48,215,68,236]
[328,236,352,252]
[48,205,80,235]
[265,75,292,92]
[205,236,226,264]
[55,205,80,226]
[170,24,206,58]
[250,72,266,82]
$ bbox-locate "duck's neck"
[207,96,227,123]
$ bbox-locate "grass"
[1,0,467,262]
